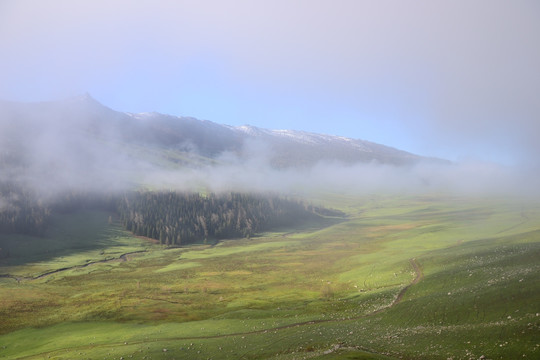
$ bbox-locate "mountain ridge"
[0,94,448,170]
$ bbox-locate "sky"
[1,0,539,166]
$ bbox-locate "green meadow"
[0,194,539,359]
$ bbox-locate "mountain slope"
[0,94,445,179]
[233,124,425,167]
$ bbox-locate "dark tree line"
[117,191,319,245]
[0,184,330,245]
[0,181,51,236]
[0,183,116,237]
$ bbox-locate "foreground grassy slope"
[0,194,539,359]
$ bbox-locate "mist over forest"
[0,95,537,212]
[3,95,534,244]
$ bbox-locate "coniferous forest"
[117,191,320,245]
[0,183,330,246]
[0,181,50,236]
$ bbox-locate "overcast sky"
[1,0,539,166]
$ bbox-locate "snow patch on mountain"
[234,125,373,152]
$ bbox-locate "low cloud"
[1,98,538,209]
[139,142,539,199]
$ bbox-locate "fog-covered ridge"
[0,95,537,200]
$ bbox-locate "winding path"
[0,250,147,282]
[392,258,423,305]
[496,209,530,234]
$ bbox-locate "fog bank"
[142,155,539,199]
[1,98,538,205]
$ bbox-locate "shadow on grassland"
[0,210,142,269]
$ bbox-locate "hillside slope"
[0,94,444,173]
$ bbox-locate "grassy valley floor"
[0,194,539,359]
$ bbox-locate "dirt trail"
[14,258,424,360]
[367,257,423,316]
[392,258,423,305]
[496,210,530,234]
[0,250,147,282]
